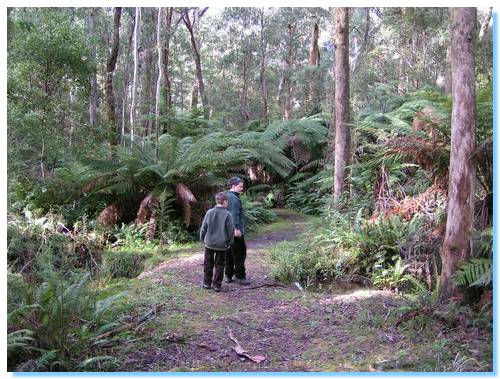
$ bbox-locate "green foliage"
[371,258,415,291]
[270,240,337,286]
[453,228,492,289]
[8,8,101,181]
[101,250,153,279]
[353,216,417,275]
[241,196,277,229]
[284,171,331,215]
[8,270,124,371]
[453,259,492,289]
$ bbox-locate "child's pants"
[203,247,226,287]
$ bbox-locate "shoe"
[224,276,234,283]
[213,286,221,292]
[203,283,211,289]
[234,278,250,285]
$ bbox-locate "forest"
[6,7,494,372]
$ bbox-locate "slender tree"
[130,7,141,143]
[479,7,492,81]
[87,8,98,126]
[333,7,350,201]
[181,7,209,118]
[105,7,122,151]
[440,7,477,301]
[308,22,320,113]
[284,23,295,120]
[258,8,268,121]
[239,46,250,121]
[161,8,181,118]
[155,7,163,159]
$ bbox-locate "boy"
[200,192,234,292]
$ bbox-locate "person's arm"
[225,213,234,247]
[227,195,241,233]
[200,212,209,241]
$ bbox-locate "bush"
[8,270,124,371]
[241,196,277,230]
[7,213,101,282]
[284,172,331,215]
[270,239,338,286]
[100,250,153,279]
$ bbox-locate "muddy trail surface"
[108,209,490,372]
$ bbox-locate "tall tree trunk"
[308,22,320,113]
[155,7,163,160]
[440,8,477,301]
[68,86,75,147]
[143,47,153,137]
[240,49,250,121]
[443,9,453,95]
[87,8,98,126]
[120,11,136,143]
[364,7,370,44]
[259,8,268,121]
[161,8,175,116]
[479,7,492,81]
[182,8,209,119]
[105,7,122,151]
[191,81,199,109]
[130,7,141,143]
[284,23,295,120]
[333,7,350,202]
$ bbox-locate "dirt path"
[108,210,490,372]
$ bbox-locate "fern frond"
[453,258,492,288]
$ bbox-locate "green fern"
[453,258,492,288]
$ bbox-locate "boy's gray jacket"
[226,190,245,235]
[200,207,234,250]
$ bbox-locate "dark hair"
[215,192,227,205]
[228,176,242,187]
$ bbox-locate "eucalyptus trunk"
[182,9,209,119]
[284,23,295,121]
[105,7,122,150]
[240,49,250,121]
[333,7,350,202]
[308,22,320,112]
[161,8,175,114]
[130,7,141,143]
[440,7,477,301]
[87,8,98,126]
[155,7,163,160]
[259,8,268,120]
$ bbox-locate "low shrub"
[8,270,124,371]
[241,196,277,230]
[100,250,153,279]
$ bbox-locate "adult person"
[225,176,250,285]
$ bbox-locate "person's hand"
[234,229,242,237]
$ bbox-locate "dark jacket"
[227,190,245,235]
[200,206,234,251]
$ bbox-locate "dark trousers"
[225,236,247,280]
[204,247,226,287]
